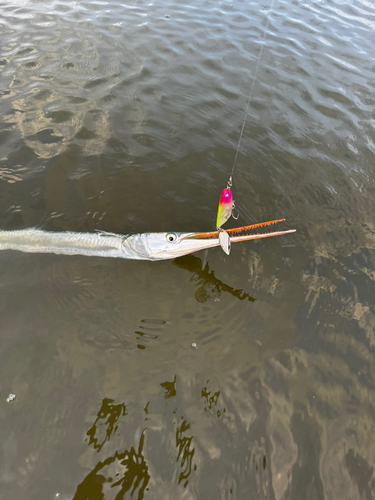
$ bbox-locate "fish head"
[129,219,295,260]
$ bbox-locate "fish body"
[0,228,171,260]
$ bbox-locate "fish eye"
[166,233,177,243]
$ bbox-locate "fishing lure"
[216,188,233,229]
[216,183,237,255]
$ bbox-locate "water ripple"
[1,0,375,498]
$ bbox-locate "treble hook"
[232,201,239,220]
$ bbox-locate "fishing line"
[215,0,276,254]
[228,0,276,188]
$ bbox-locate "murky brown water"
[1,0,375,498]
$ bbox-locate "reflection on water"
[201,384,224,418]
[86,398,127,452]
[4,90,111,159]
[175,417,196,487]
[74,390,198,498]
[1,0,375,498]
[74,429,150,500]
[173,255,255,303]
[160,376,177,400]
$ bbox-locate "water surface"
[0,0,375,498]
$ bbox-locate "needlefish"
[0,220,295,261]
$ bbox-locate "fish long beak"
[182,219,296,244]
[140,219,295,260]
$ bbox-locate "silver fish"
[0,220,295,261]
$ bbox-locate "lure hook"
[232,202,240,220]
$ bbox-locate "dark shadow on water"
[175,417,195,487]
[173,255,255,303]
[73,385,197,499]
[73,430,149,500]
[74,398,149,500]
[160,375,177,399]
[86,398,127,452]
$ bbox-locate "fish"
[0,219,295,261]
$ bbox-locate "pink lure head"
[220,189,232,206]
[216,188,233,228]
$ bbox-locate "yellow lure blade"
[216,188,233,228]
